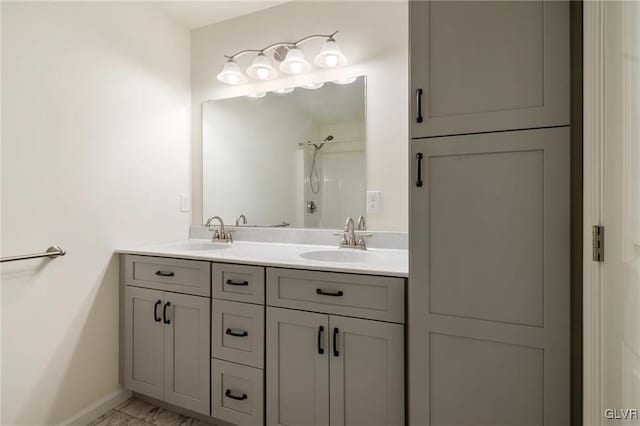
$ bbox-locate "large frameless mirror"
[202,76,366,229]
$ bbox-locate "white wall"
[191,1,408,231]
[1,3,191,424]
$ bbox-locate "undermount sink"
[161,241,230,251]
[299,249,374,263]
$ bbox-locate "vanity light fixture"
[333,76,358,85]
[274,87,295,94]
[246,92,266,98]
[302,82,325,90]
[218,31,346,85]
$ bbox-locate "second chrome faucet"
[339,216,370,250]
[205,216,233,243]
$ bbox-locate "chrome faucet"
[339,217,369,250]
[205,216,233,243]
[343,217,356,246]
[236,214,247,226]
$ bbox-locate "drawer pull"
[316,289,344,297]
[225,328,248,337]
[333,327,340,357]
[226,279,249,286]
[225,389,248,401]
[163,302,171,324]
[155,270,175,277]
[318,326,325,354]
[153,300,162,322]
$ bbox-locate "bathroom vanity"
[118,237,407,426]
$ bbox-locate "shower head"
[313,135,334,150]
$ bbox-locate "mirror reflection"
[202,76,366,229]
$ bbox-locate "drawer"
[212,300,264,368]
[267,268,405,323]
[123,255,210,297]
[212,263,265,304]
[211,358,263,426]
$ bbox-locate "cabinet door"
[409,128,570,425]
[410,1,569,138]
[266,307,329,426]
[163,292,211,415]
[329,316,404,426]
[124,286,164,400]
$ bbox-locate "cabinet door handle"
[316,289,344,297]
[153,300,162,322]
[416,153,424,188]
[225,328,248,337]
[333,327,340,357]
[226,279,249,286]
[155,270,175,277]
[318,326,325,355]
[225,389,248,401]
[163,302,171,324]
[416,88,424,123]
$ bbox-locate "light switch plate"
[180,194,190,212]
[366,190,381,213]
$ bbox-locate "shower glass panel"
[202,76,366,229]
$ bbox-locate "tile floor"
[87,397,216,426]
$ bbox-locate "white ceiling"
[158,1,288,30]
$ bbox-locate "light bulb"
[256,67,270,80]
[226,74,240,84]
[290,62,303,74]
[324,54,339,67]
[314,38,347,69]
[247,54,277,80]
[280,47,311,75]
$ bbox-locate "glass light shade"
[274,87,295,94]
[246,91,266,98]
[333,76,358,85]
[302,82,324,90]
[216,60,247,85]
[314,39,347,68]
[279,47,311,74]
[246,54,278,80]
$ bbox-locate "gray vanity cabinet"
[123,256,211,416]
[266,307,404,426]
[124,286,210,415]
[122,255,405,424]
[410,0,570,138]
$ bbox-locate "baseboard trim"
[61,387,132,426]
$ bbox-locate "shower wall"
[301,121,366,228]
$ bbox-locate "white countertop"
[116,239,408,277]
